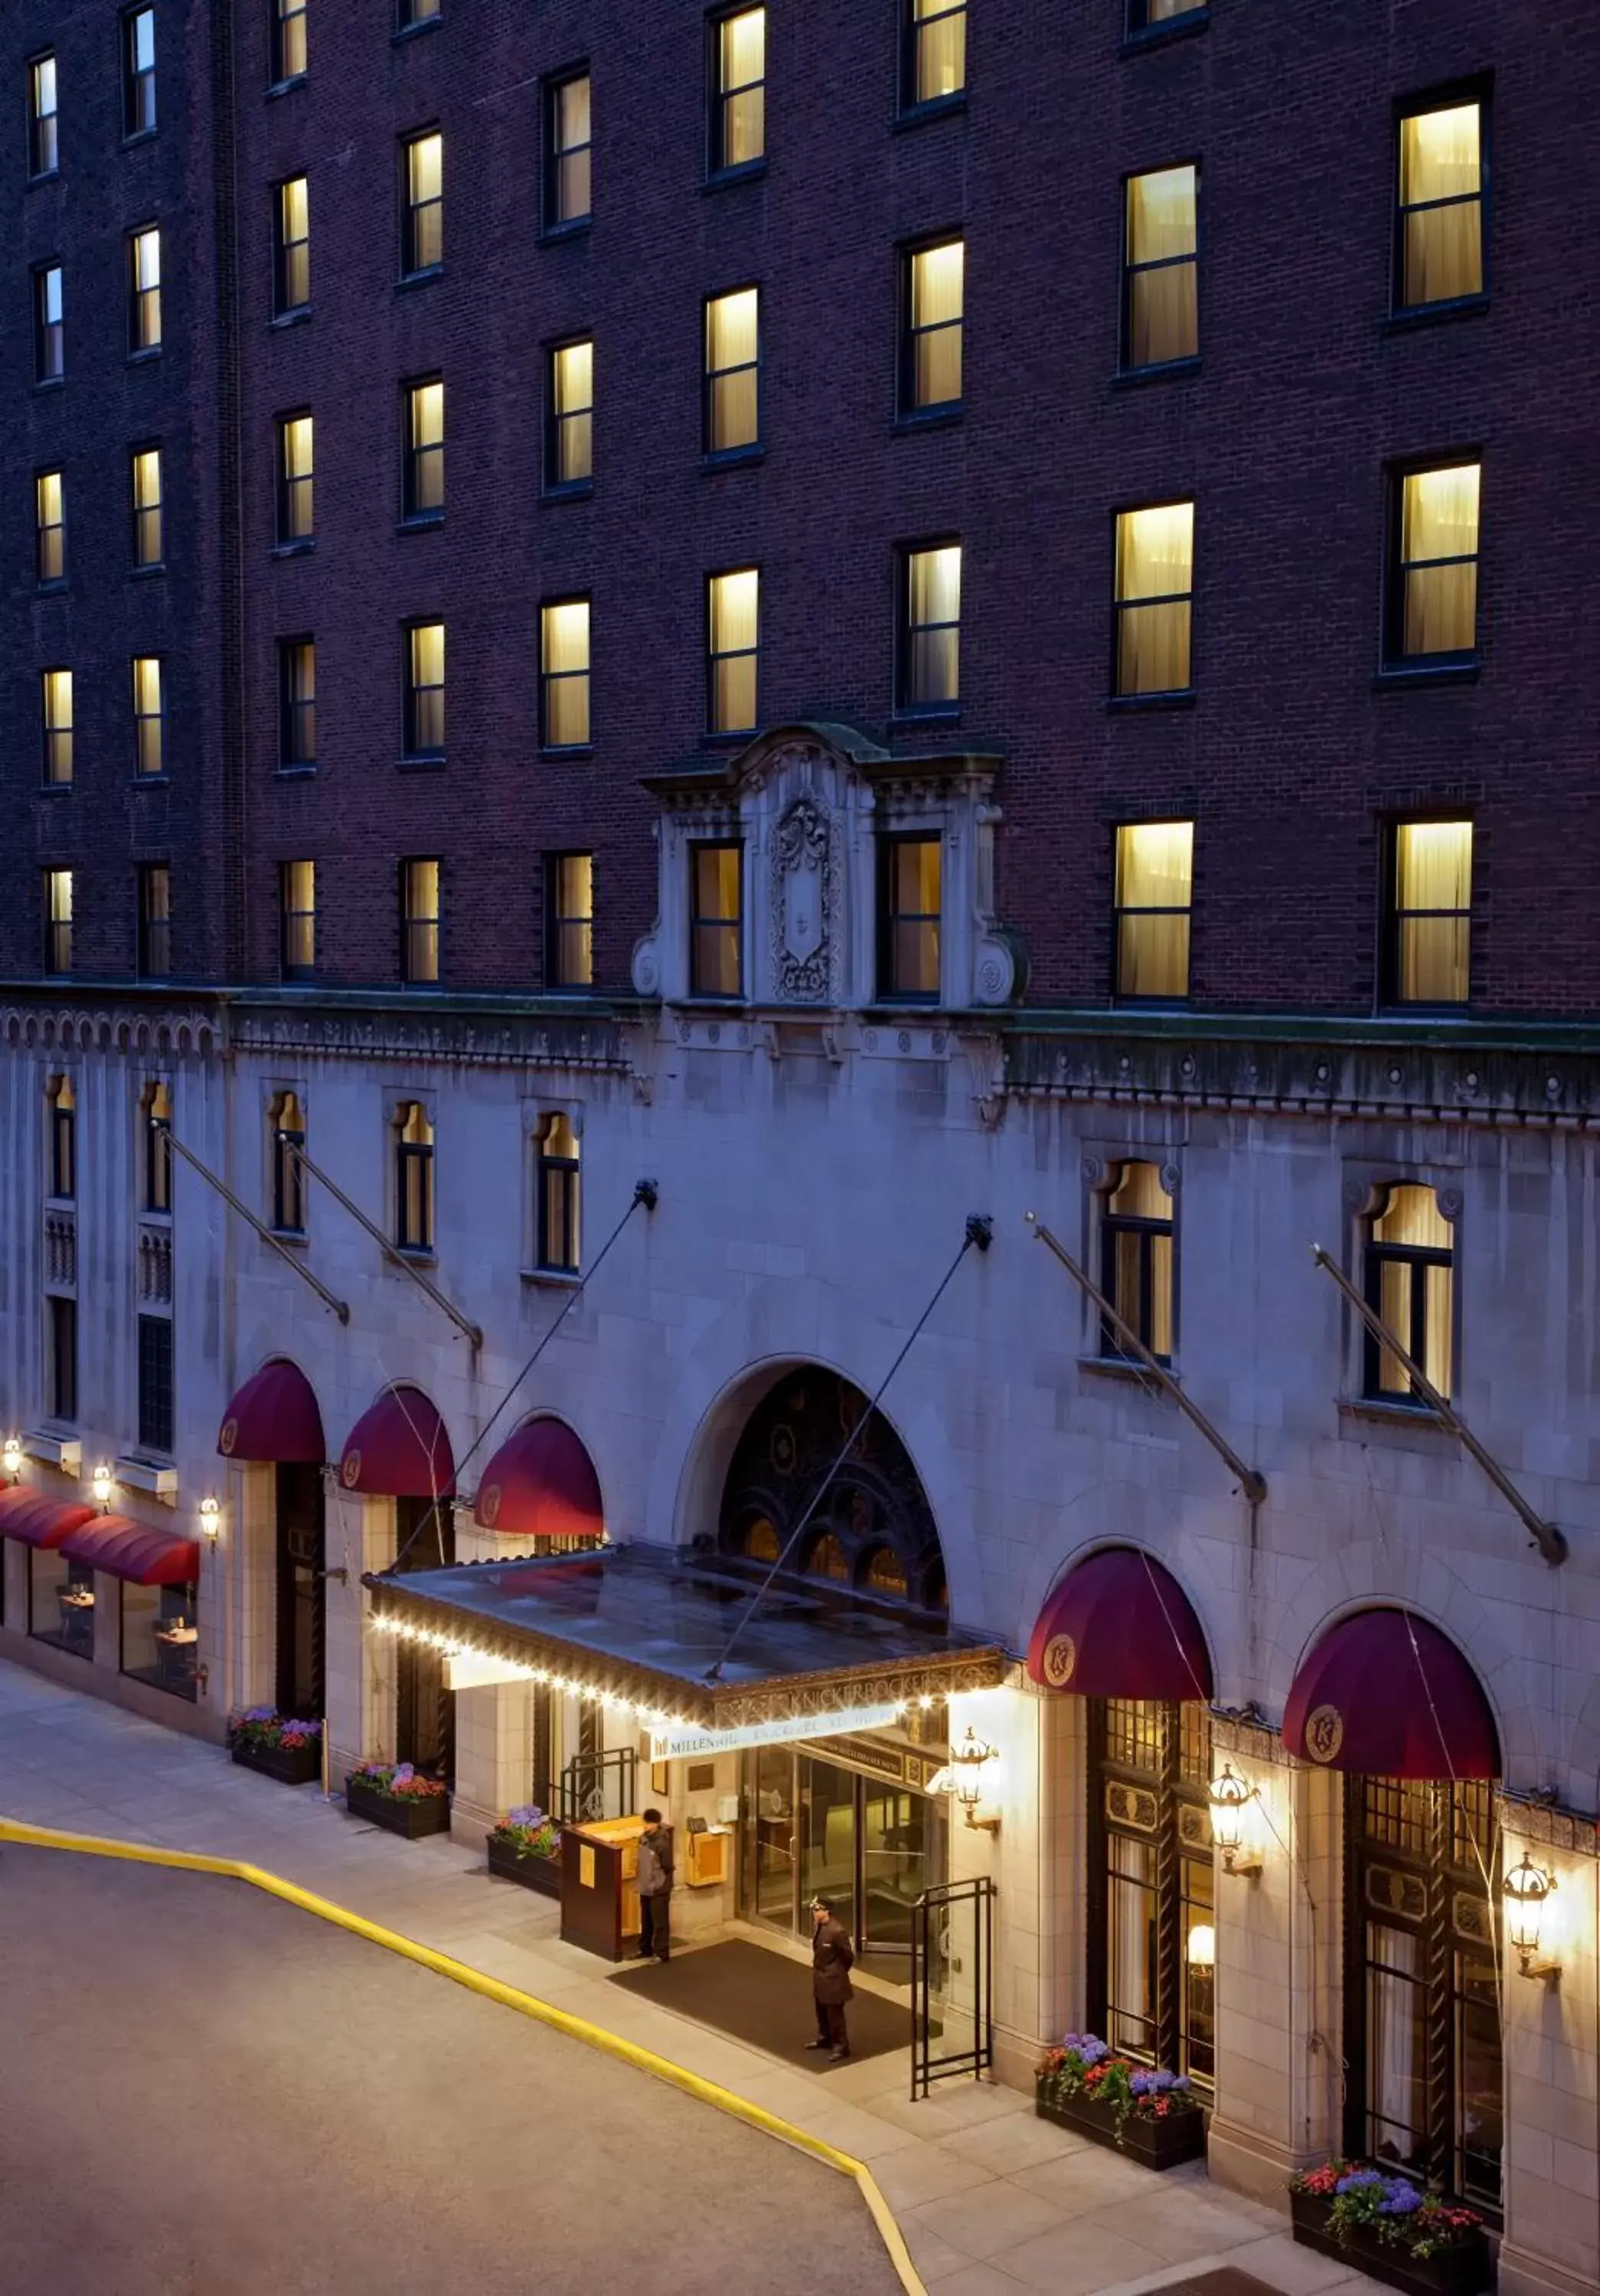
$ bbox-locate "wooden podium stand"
[560,1815,645,1962]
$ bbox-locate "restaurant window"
[279,638,315,768]
[901,241,963,415]
[47,1076,77,1202]
[1396,99,1484,312]
[877,837,942,1003]
[704,289,759,456]
[1123,165,1198,370]
[547,339,593,488]
[403,621,446,758]
[31,1548,94,1656]
[545,73,591,228]
[276,176,311,315]
[270,1090,307,1233]
[902,0,965,112]
[540,599,591,749]
[43,869,73,975]
[34,264,64,383]
[128,227,162,354]
[273,0,308,85]
[1114,502,1193,695]
[132,446,164,568]
[1364,1183,1453,1404]
[897,543,961,713]
[138,1313,175,1453]
[1128,0,1204,30]
[280,859,316,980]
[47,1294,77,1422]
[1388,463,1480,667]
[133,656,165,778]
[277,413,315,543]
[544,853,593,989]
[41,669,73,787]
[402,130,443,274]
[1114,821,1193,1000]
[138,865,172,980]
[1100,1161,1174,1363]
[36,470,65,585]
[707,570,759,735]
[1088,1700,1215,2095]
[142,1081,173,1214]
[403,378,445,521]
[123,9,157,137]
[536,1114,582,1274]
[394,1101,435,1252]
[1387,820,1471,1008]
[28,54,59,177]
[690,843,743,998]
[710,8,764,175]
[122,1579,199,1701]
[401,858,441,984]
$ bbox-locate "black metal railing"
[911,1874,995,2099]
[559,1745,638,1825]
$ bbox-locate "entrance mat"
[1148,2273,1285,2296]
[608,1937,910,2070]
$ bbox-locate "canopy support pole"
[162,1129,349,1322]
[281,1137,482,1349]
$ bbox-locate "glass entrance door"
[749,1745,798,1926]
[798,1758,857,1942]
[741,1746,945,1958]
[861,1778,942,1952]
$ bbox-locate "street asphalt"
[0,1844,902,2296]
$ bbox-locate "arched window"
[141,1081,172,1213]
[1101,1159,1174,1362]
[536,1112,581,1274]
[270,1091,305,1235]
[805,1531,850,1582]
[1365,1182,1453,1401]
[859,1545,908,1597]
[46,1075,75,1201]
[741,1515,781,1564]
[394,1101,434,1253]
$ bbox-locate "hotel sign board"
[651,1703,903,1764]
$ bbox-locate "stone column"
[450,1678,534,1849]
[324,1489,396,1782]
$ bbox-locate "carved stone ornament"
[770,795,836,1003]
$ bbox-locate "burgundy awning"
[1026,1546,1214,1699]
[474,1417,605,1543]
[1283,1609,1499,1778]
[57,1514,200,1587]
[218,1359,325,1463]
[0,1488,96,1550]
[338,1388,455,1499]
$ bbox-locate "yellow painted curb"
[0,1818,926,2296]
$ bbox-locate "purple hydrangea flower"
[1379,2182,1423,2216]
[508,1805,546,1828]
[242,1704,276,1723]
[1335,2171,1387,2195]
[390,1763,415,1786]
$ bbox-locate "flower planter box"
[487,1834,562,1897]
[1290,2191,1493,2296]
[1036,2082,1206,2170]
[344,1773,451,1840]
[231,1737,322,1787]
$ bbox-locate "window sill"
[1120,11,1210,57]
[271,540,315,561]
[889,706,961,729]
[540,745,594,762]
[38,781,73,797]
[398,512,445,534]
[1373,661,1481,691]
[542,479,595,504]
[394,1246,438,1268]
[1107,688,1197,713]
[273,762,318,780]
[704,161,767,194]
[1382,297,1490,335]
[132,775,170,791]
[27,168,61,189]
[1337,1396,1452,1449]
[397,266,443,292]
[892,406,962,435]
[36,579,68,598]
[702,445,765,471]
[129,563,166,580]
[539,219,593,246]
[893,94,968,132]
[1079,1352,1178,1394]
[393,17,443,44]
[127,347,162,369]
[266,75,309,100]
[1110,356,1201,390]
[398,753,446,773]
[32,377,65,396]
[1111,994,1193,1012]
[522,1266,583,1291]
[120,129,158,152]
[269,306,313,331]
[266,1227,308,1247]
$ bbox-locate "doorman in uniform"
[807,1893,854,2061]
[635,1808,674,1962]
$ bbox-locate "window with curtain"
[540,599,592,748]
[401,858,440,983]
[132,446,164,567]
[279,859,316,979]
[276,177,311,314]
[44,869,73,974]
[1364,1182,1453,1403]
[1123,165,1198,369]
[277,413,315,543]
[705,289,759,454]
[537,1114,582,1273]
[133,656,165,778]
[404,622,445,755]
[547,73,592,227]
[902,0,965,111]
[707,570,759,734]
[1391,464,1480,664]
[1100,1162,1175,1362]
[545,853,593,988]
[898,543,961,712]
[877,837,942,1002]
[394,1102,435,1251]
[36,470,64,584]
[1396,101,1484,311]
[548,339,593,485]
[403,130,442,272]
[41,670,73,786]
[128,226,162,353]
[691,843,743,997]
[1115,503,1193,694]
[1114,822,1193,1000]
[270,1090,307,1232]
[403,378,444,520]
[710,8,765,174]
[902,240,964,413]
[273,0,308,83]
[279,638,315,766]
[1389,821,1471,1006]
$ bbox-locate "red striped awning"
[218,1360,325,1463]
[57,1514,200,1587]
[0,1487,96,1550]
[1026,1546,1214,1700]
[1283,1609,1499,1779]
[338,1388,455,1499]
[474,1418,604,1543]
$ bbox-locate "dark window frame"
[279,859,316,980]
[899,0,967,118]
[401,374,445,523]
[28,50,59,178]
[142,1085,172,1214]
[895,538,962,717]
[1112,498,1196,699]
[876,833,943,1004]
[35,468,65,585]
[47,1080,76,1202]
[128,223,162,356]
[705,567,759,737]
[137,1312,175,1455]
[276,409,315,545]
[1099,1162,1176,1363]
[545,335,594,491]
[1363,1186,1454,1407]
[539,597,592,752]
[132,654,165,778]
[137,863,171,980]
[1383,817,1473,1011]
[271,1094,307,1233]
[898,236,965,419]
[1126,0,1209,38]
[1120,161,1200,374]
[278,637,316,768]
[274,174,311,315]
[122,8,158,139]
[47,1293,77,1423]
[1384,457,1482,671]
[43,869,73,975]
[400,126,444,276]
[41,667,73,788]
[1112,818,1194,1003]
[689,839,744,1000]
[34,262,64,384]
[397,0,443,29]
[703,286,761,459]
[400,857,441,985]
[535,1116,582,1274]
[402,621,446,759]
[1393,86,1490,318]
[544,852,594,990]
[544,69,592,233]
[707,6,766,181]
[131,443,164,569]
[393,1103,436,1252]
[271,0,309,88]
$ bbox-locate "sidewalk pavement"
[0,1662,1372,2296]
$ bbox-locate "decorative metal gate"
[911,1875,994,2099]
[559,1745,638,1824]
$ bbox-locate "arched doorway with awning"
[217,1358,327,1721]
[1284,1606,1504,2218]
[339,1384,457,1787]
[1026,1544,1218,2097]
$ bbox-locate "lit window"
[1389,821,1471,1007]
[270,1090,306,1232]
[129,227,162,354]
[398,0,441,24]
[41,670,73,787]
[132,656,165,778]
[540,600,591,748]
[1128,0,1204,29]
[1102,1162,1175,1363]
[1123,166,1197,370]
[1390,464,1480,664]
[276,176,311,313]
[142,1081,173,1212]
[403,379,444,520]
[273,0,308,84]
[707,570,759,735]
[401,859,440,983]
[1397,102,1484,311]
[279,861,316,980]
[132,447,164,567]
[545,853,593,989]
[138,865,171,980]
[903,0,965,111]
[862,1547,909,1596]
[122,10,157,136]
[691,843,743,997]
[1114,822,1193,1000]
[902,241,964,414]
[47,1075,76,1201]
[403,131,443,273]
[710,8,764,174]
[278,413,315,543]
[547,73,591,227]
[548,340,593,486]
[878,837,942,1002]
[806,1533,849,1582]
[44,869,73,975]
[537,1114,582,1274]
[34,265,64,383]
[1114,502,1193,695]
[898,543,961,712]
[29,54,59,176]
[36,471,64,583]
[279,638,316,766]
[705,290,759,455]
[404,622,445,756]
[394,1101,435,1251]
[1365,1184,1453,1404]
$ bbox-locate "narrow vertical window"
[877,837,942,1002]
[1101,1163,1176,1362]
[129,227,162,353]
[404,624,446,756]
[394,1102,435,1250]
[1129,0,1204,29]
[401,859,440,983]
[903,0,965,111]
[273,0,309,84]
[547,73,592,227]
[48,1296,77,1422]
[1388,822,1471,1007]
[398,0,442,24]
[132,656,165,777]
[137,1315,175,1453]
[29,54,59,176]
[280,861,316,979]
[537,1114,582,1274]
[132,447,164,567]
[710,9,765,174]
[403,131,443,273]
[276,177,311,314]
[1365,1185,1454,1403]
[44,870,73,974]
[707,570,759,735]
[47,1077,77,1201]
[1389,464,1480,664]
[901,241,964,414]
[1397,101,1484,311]
[1114,822,1193,1000]
[41,670,73,787]
[279,638,316,767]
[34,265,64,383]
[138,865,171,980]
[547,340,593,487]
[403,379,445,520]
[277,413,315,542]
[122,10,157,137]
[540,600,591,748]
[690,843,743,997]
[1123,166,1198,370]
[1114,503,1193,695]
[36,471,65,584]
[705,289,759,454]
[545,853,594,989]
[270,1091,307,1232]
[897,543,962,713]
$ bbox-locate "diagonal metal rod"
[1027,1212,1267,1505]
[1311,1244,1566,1567]
[162,1128,349,1322]
[281,1137,482,1349]
[704,1215,994,1683]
